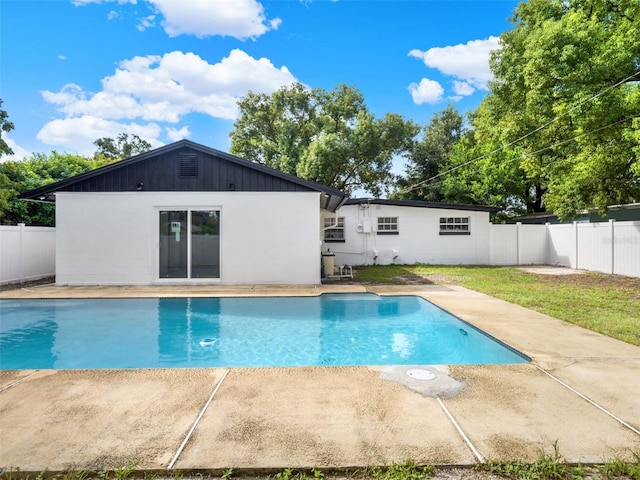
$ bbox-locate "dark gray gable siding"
[20,140,348,211]
[62,146,312,194]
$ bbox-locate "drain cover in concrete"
[406,368,436,380]
[381,365,466,398]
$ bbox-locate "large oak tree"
[230,83,419,196]
[469,0,639,218]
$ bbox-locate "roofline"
[343,198,502,213]
[19,139,347,201]
[511,202,640,221]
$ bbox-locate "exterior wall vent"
[179,154,198,177]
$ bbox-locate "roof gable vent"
[179,154,198,177]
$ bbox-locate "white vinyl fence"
[0,224,56,285]
[490,220,640,278]
[1,220,637,286]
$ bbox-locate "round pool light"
[199,338,216,347]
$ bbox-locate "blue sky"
[1,0,520,174]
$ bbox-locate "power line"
[402,115,638,195]
[399,69,640,195]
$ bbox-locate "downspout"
[322,210,341,231]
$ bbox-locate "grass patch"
[2,456,640,480]
[353,265,640,346]
[478,445,640,480]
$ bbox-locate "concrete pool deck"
[1,283,639,473]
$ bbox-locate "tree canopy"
[0,99,16,214]
[397,0,639,219]
[94,133,152,160]
[394,105,467,202]
[230,83,419,196]
[488,0,640,218]
[0,99,14,158]
[0,152,116,225]
[0,131,144,226]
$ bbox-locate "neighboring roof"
[510,203,640,224]
[344,198,502,213]
[19,139,348,212]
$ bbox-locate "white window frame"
[439,216,470,235]
[323,216,345,242]
[377,216,398,235]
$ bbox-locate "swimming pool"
[0,294,529,369]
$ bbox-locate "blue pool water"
[0,294,529,369]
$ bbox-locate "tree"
[230,83,419,196]
[94,133,152,160]
[0,99,15,212]
[0,99,14,158]
[467,0,640,218]
[0,152,113,225]
[1,130,144,225]
[394,105,467,202]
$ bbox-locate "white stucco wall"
[322,203,492,266]
[56,191,322,285]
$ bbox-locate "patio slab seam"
[534,365,640,436]
[168,369,230,469]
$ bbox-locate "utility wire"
[399,68,640,195]
[403,115,638,194]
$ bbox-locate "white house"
[322,198,500,267]
[20,140,347,285]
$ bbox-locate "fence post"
[18,223,26,283]
[609,219,615,275]
[573,221,579,269]
[516,222,521,265]
[545,222,551,265]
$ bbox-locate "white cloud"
[1,135,31,162]
[166,126,190,142]
[408,78,444,105]
[147,0,280,39]
[270,17,283,30]
[36,116,163,155]
[72,0,137,5]
[136,15,155,31]
[74,0,278,40]
[409,36,500,91]
[452,80,475,96]
[38,49,297,151]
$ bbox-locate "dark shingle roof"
[344,198,501,213]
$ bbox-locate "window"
[439,217,470,235]
[324,217,345,242]
[377,217,398,235]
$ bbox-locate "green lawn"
[353,265,640,346]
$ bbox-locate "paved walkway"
[1,284,639,473]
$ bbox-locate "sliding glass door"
[159,211,188,278]
[159,210,220,279]
[191,210,220,278]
